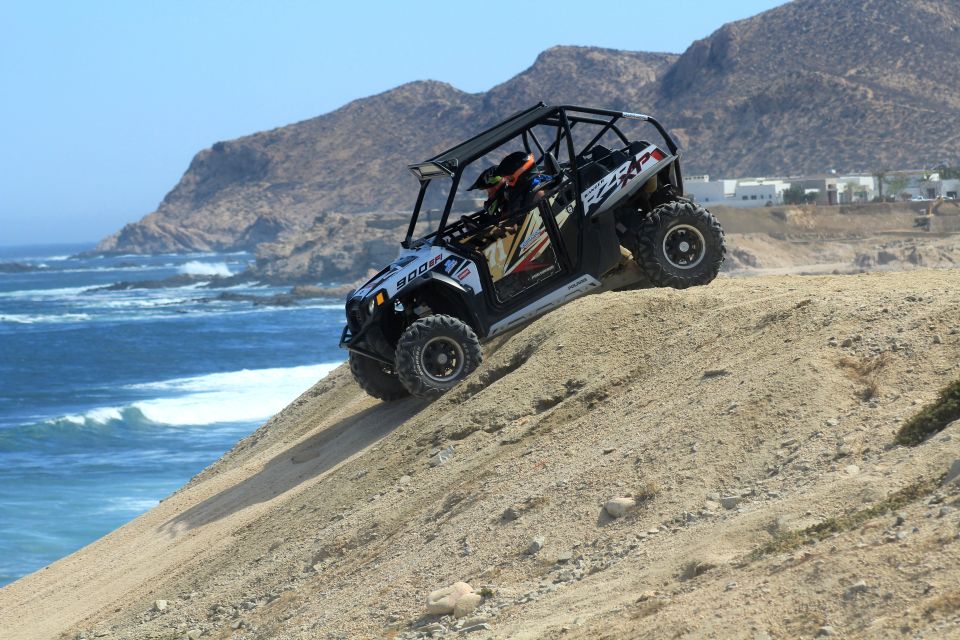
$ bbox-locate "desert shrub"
[895,378,960,446]
[634,482,660,503]
[838,353,890,400]
[750,475,941,559]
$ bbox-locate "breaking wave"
[0,313,92,324]
[47,362,342,428]
[92,297,189,309]
[178,261,233,277]
[0,286,94,299]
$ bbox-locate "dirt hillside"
[716,203,960,276]
[2,270,960,640]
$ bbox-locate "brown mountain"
[660,0,960,177]
[96,0,960,257]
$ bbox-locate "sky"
[0,0,785,246]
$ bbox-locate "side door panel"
[481,205,561,303]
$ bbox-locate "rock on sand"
[426,581,474,615]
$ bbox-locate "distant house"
[734,179,788,205]
[792,176,841,205]
[685,175,787,208]
[942,179,959,200]
[836,175,875,203]
[684,175,729,204]
[881,170,950,200]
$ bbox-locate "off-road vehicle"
[341,103,725,399]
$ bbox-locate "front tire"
[632,200,725,289]
[395,315,482,398]
[349,352,410,401]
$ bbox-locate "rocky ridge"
[96,0,960,256]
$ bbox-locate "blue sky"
[0,0,784,246]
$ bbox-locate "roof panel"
[424,103,555,171]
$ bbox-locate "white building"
[836,175,875,203]
[685,175,788,208]
[942,179,959,199]
[684,175,729,204]
[880,170,957,200]
[734,180,788,206]
[685,170,955,207]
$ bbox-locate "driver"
[466,152,559,239]
[466,166,506,226]
[496,151,558,220]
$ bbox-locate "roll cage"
[401,103,682,249]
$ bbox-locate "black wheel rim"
[662,224,706,269]
[421,336,465,383]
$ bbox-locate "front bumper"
[339,324,354,349]
[339,323,394,366]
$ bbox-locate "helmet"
[467,166,502,191]
[496,152,535,185]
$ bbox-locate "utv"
[341,103,725,400]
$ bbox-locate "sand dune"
[2,270,960,640]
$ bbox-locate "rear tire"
[349,352,410,401]
[632,200,725,289]
[395,315,482,398]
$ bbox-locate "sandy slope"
[2,270,960,640]
[714,204,960,276]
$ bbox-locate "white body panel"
[487,274,601,336]
[352,244,482,302]
[580,144,671,216]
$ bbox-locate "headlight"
[366,290,387,315]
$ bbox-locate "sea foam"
[0,286,95,299]
[178,261,233,277]
[50,363,341,428]
[0,312,92,324]
[95,497,160,514]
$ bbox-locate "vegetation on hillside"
[896,377,960,446]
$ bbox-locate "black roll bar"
[403,181,430,248]
[435,170,463,241]
[559,105,679,156]
[400,104,680,248]
[574,116,628,155]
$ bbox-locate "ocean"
[0,243,344,586]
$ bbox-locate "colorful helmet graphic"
[496,152,535,186]
[467,166,502,192]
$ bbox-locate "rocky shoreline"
[201,284,357,307]
[0,262,51,273]
[87,274,358,306]
[80,204,960,296]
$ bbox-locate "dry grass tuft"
[923,590,960,620]
[838,352,891,400]
[680,560,716,581]
[628,597,668,619]
[634,482,660,503]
